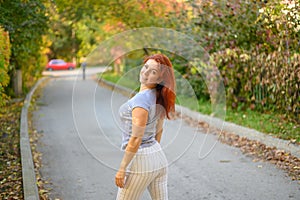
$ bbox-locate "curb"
[97,78,300,159]
[20,77,48,200]
[175,104,300,159]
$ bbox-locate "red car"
[46,59,75,71]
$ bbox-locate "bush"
[212,48,299,123]
[0,27,11,106]
[179,0,299,123]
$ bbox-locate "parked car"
[46,59,75,71]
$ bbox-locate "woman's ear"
[157,75,163,84]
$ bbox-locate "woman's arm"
[115,107,148,188]
[155,118,164,143]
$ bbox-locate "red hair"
[143,54,176,119]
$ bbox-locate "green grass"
[224,108,299,142]
[100,72,139,91]
[176,95,212,114]
[100,71,300,143]
[100,73,122,84]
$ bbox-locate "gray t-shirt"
[119,88,161,150]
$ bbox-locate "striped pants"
[116,142,168,200]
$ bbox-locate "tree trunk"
[13,69,22,97]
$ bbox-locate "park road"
[33,70,300,200]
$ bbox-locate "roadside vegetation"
[99,70,300,143]
[97,0,300,143]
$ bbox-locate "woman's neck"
[139,84,156,91]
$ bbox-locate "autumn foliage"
[180,0,300,123]
[213,49,300,123]
[0,27,10,106]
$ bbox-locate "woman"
[115,53,176,200]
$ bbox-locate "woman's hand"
[115,169,126,188]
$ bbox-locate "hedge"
[0,27,11,106]
[212,48,300,123]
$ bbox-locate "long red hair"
[143,54,176,119]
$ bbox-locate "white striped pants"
[116,142,168,200]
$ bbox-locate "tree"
[0,0,48,95]
[45,0,184,72]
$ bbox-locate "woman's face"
[139,59,162,87]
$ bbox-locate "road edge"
[97,78,300,159]
[20,77,48,200]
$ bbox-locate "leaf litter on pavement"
[28,84,53,199]
[176,112,300,183]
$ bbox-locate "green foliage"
[186,74,209,100]
[0,27,10,106]
[0,0,48,94]
[187,0,267,52]
[212,48,299,123]
[47,0,181,67]
[100,71,139,92]
[172,0,300,124]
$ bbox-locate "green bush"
[0,27,11,106]
[177,0,299,124]
[212,48,299,123]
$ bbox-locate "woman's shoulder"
[137,89,156,101]
[129,89,156,110]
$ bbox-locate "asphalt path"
[33,67,300,199]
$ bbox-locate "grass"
[176,95,212,114]
[99,71,300,143]
[225,108,299,141]
[100,72,139,91]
